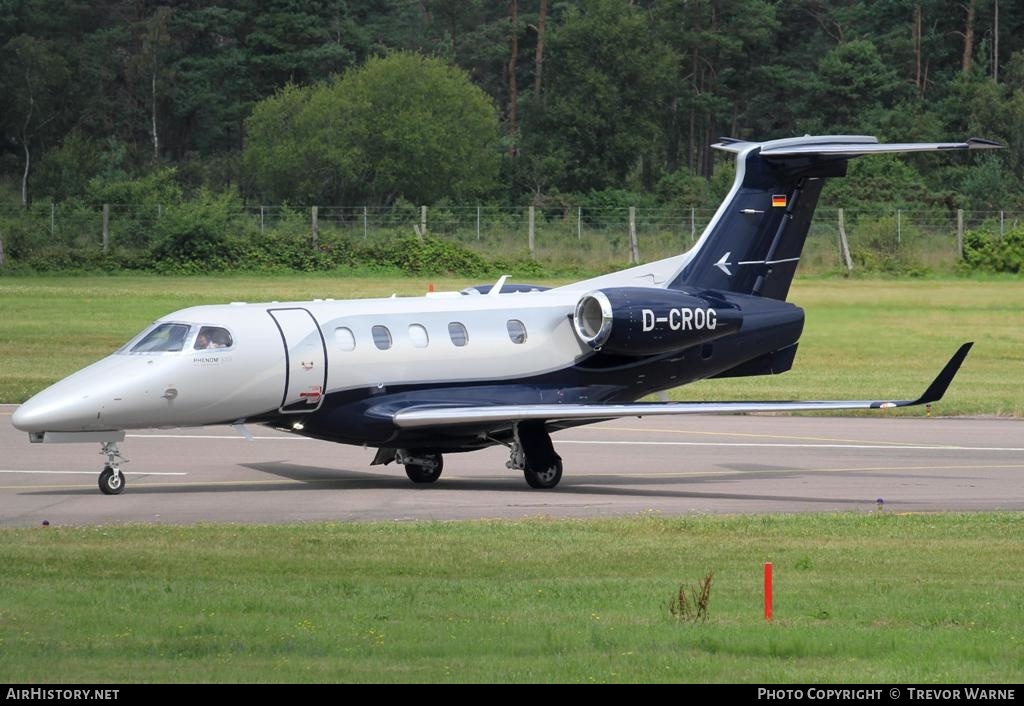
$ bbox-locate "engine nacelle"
[573,287,741,355]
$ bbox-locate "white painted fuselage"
[11,287,608,434]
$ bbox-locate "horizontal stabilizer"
[392,344,973,429]
[758,138,1003,159]
[711,135,1003,159]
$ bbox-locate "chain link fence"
[1,202,1021,272]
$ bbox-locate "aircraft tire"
[404,453,443,484]
[524,459,562,489]
[98,466,125,495]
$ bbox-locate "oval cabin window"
[409,324,429,348]
[372,325,393,351]
[448,322,469,347]
[335,327,356,351]
[506,319,527,344]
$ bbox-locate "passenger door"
[267,308,328,414]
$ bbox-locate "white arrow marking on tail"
[715,252,733,275]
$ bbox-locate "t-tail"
[669,135,1001,300]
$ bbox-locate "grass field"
[1,514,1021,683]
[2,274,1022,683]
[1,273,1021,414]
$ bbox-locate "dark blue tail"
[670,136,1000,301]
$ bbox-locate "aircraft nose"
[9,355,133,433]
[10,401,37,431]
[11,390,100,433]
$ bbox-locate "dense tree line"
[3,0,1024,214]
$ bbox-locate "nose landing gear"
[98,441,127,495]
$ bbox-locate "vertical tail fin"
[669,136,1001,300]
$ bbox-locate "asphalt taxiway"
[1,404,1022,527]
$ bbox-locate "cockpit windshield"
[194,326,233,350]
[129,323,192,353]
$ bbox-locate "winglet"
[876,342,973,409]
[488,275,509,296]
[914,342,973,405]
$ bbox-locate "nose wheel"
[99,466,125,495]
[98,441,127,495]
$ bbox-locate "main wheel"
[98,466,125,495]
[524,459,562,489]
[404,453,443,484]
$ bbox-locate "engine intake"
[573,287,741,355]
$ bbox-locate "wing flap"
[392,343,972,429]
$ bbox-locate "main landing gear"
[505,422,563,489]
[396,450,444,484]
[378,422,563,489]
[98,441,127,495]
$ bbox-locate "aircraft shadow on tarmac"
[21,460,887,506]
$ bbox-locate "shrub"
[962,226,1024,273]
[149,188,249,271]
[364,234,491,276]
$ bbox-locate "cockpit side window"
[130,323,192,353]
[194,326,234,350]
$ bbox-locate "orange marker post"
[764,562,773,622]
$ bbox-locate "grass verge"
[1,513,1021,683]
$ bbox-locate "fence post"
[50,202,55,236]
[0,231,5,267]
[691,206,696,242]
[577,206,582,241]
[1000,210,1005,238]
[421,205,427,237]
[477,206,481,241]
[838,208,853,272]
[628,206,639,264]
[364,206,369,239]
[956,209,964,259]
[102,204,110,253]
[528,205,536,259]
[260,206,265,235]
[311,206,319,248]
[896,208,901,246]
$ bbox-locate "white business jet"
[12,135,996,493]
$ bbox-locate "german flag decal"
[771,194,787,208]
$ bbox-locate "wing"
[391,343,973,430]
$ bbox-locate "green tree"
[516,0,676,195]
[1,34,71,206]
[243,52,501,205]
[809,38,907,133]
[652,0,779,175]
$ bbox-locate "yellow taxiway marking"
[575,463,1024,479]
[558,439,1024,451]
[2,464,1021,492]
[575,424,979,449]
